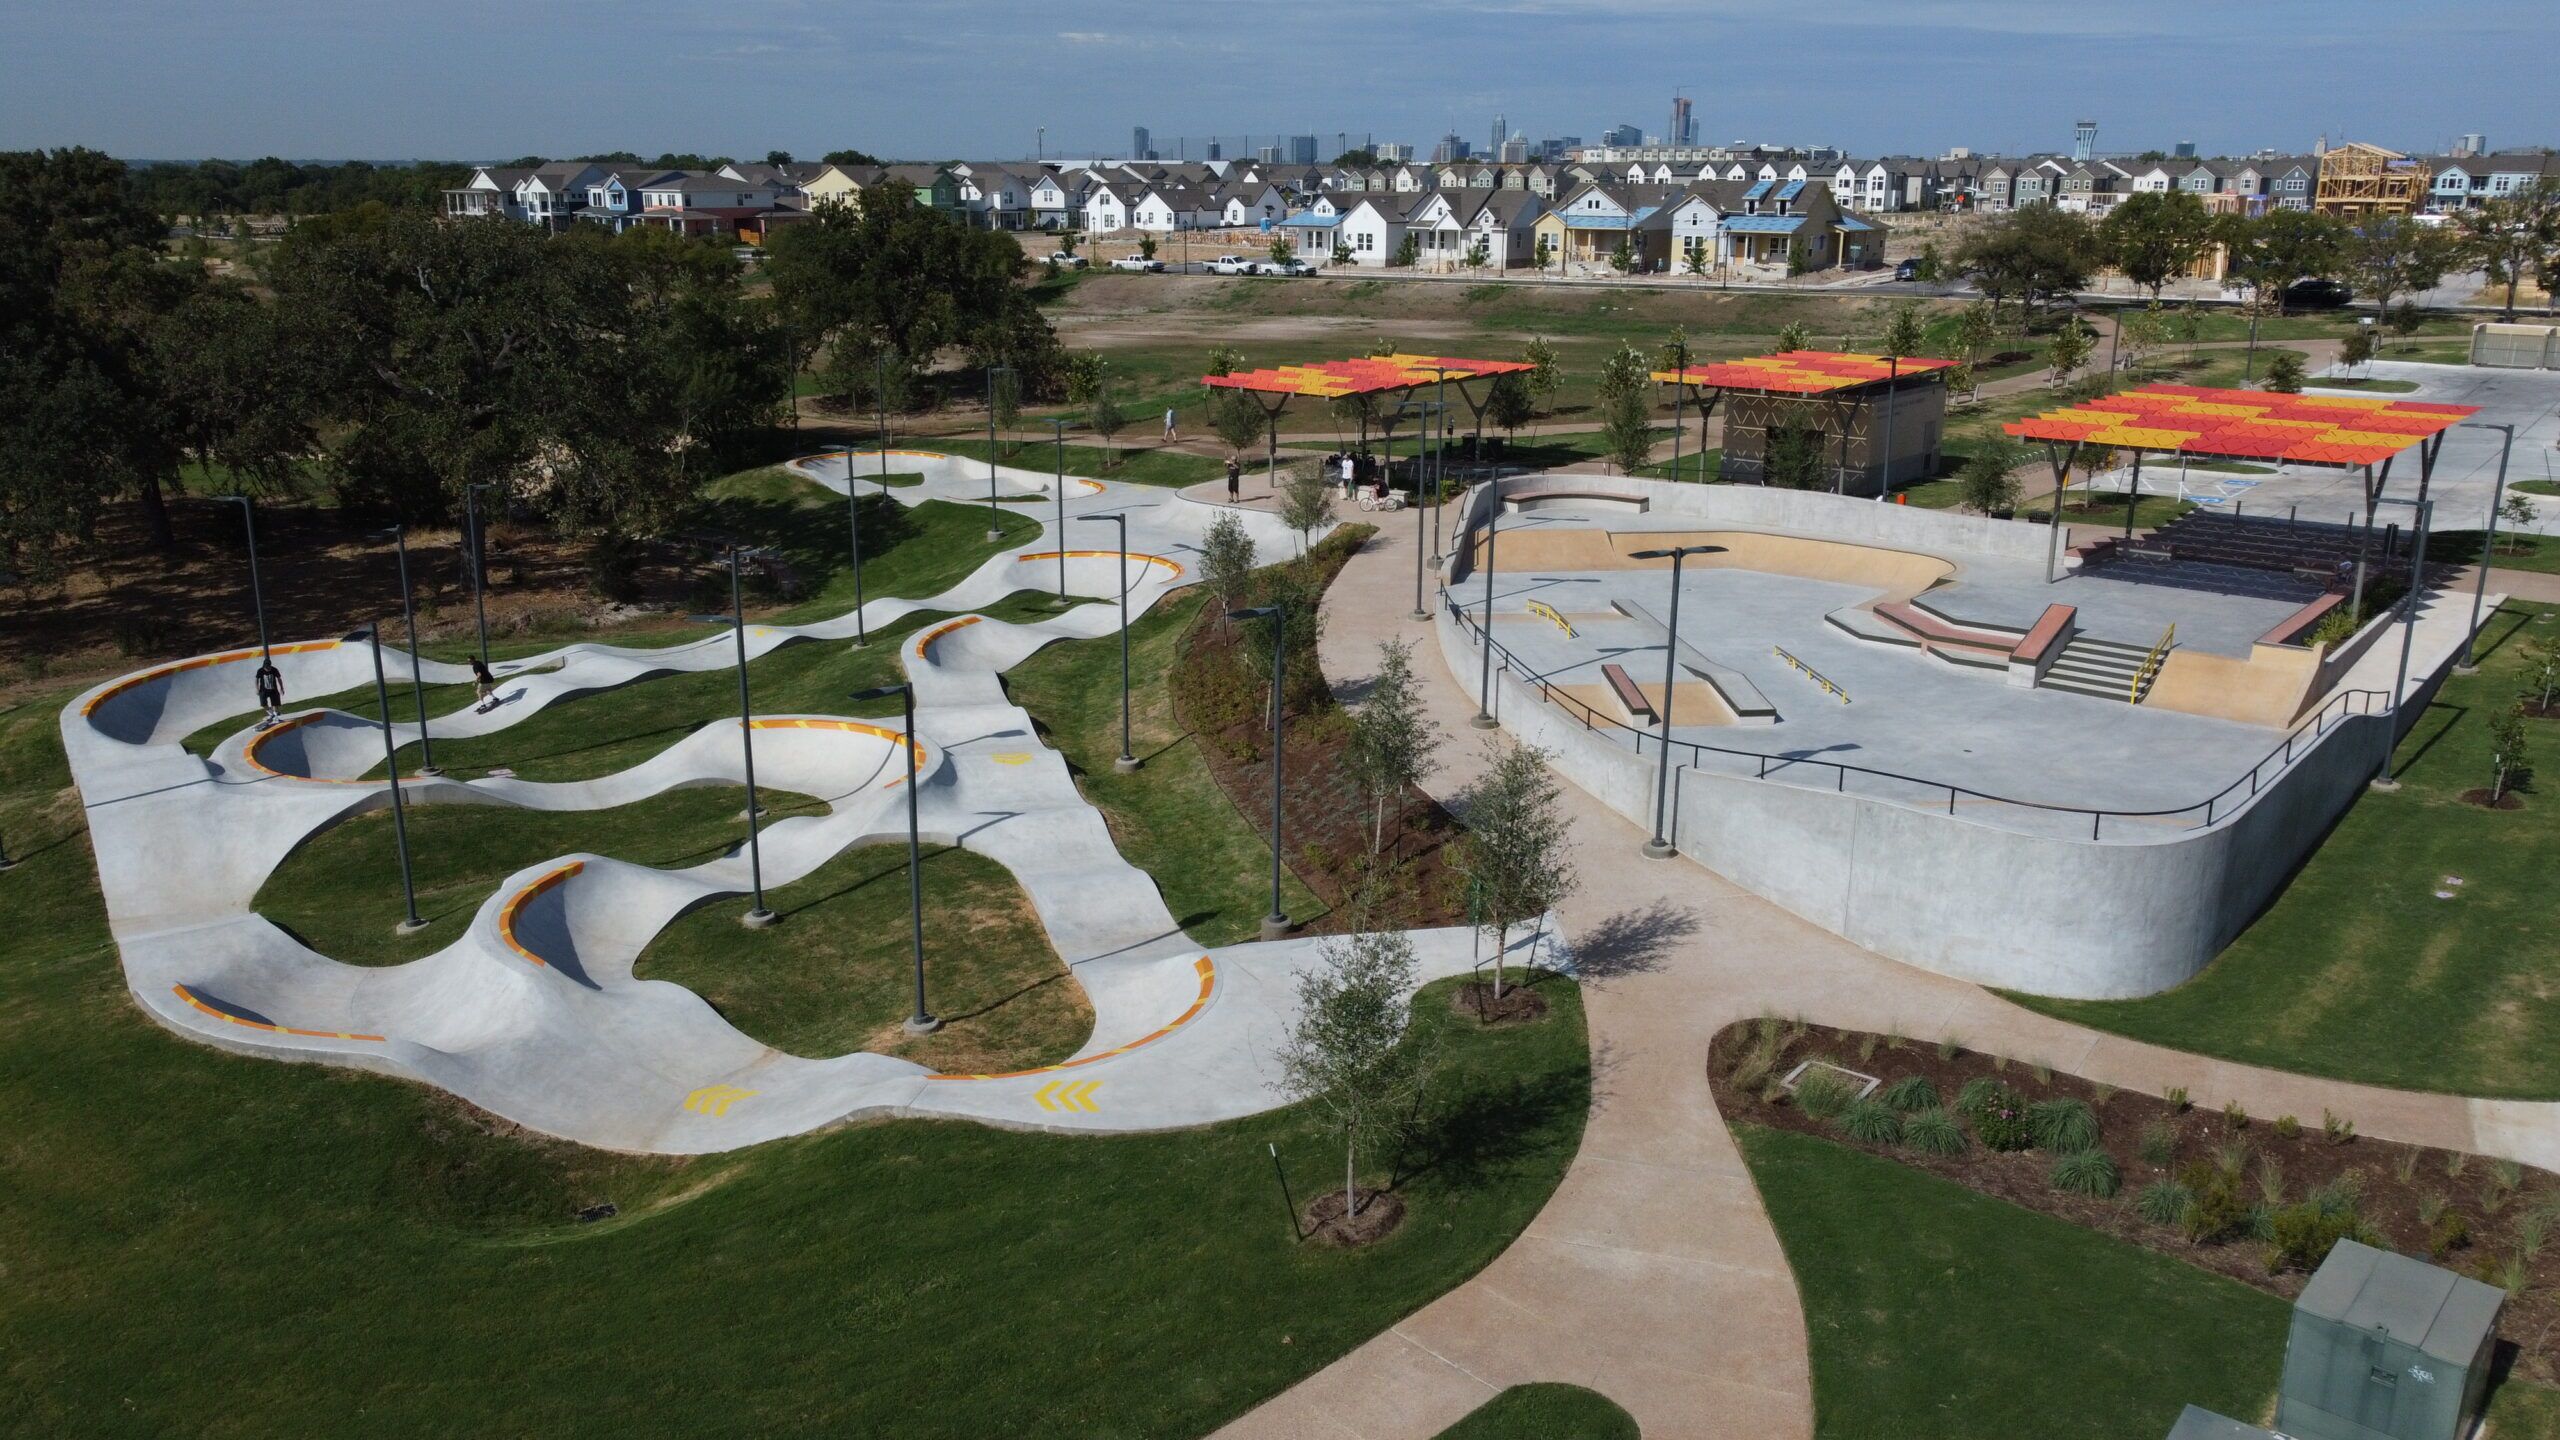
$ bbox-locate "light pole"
[380,525,441,775]
[1077,513,1139,773]
[463,482,498,665]
[1045,417,1072,602]
[851,681,937,1034]
[358,624,428,935]
[2456,421,2517,674]
[215,495,272,666]
[1401,398,1442,620]
[1667,377,1687,484]
[984,364,1012,542]
[841,448,870,648]
[875,350,893,487]
[1472,507,1500,729]
[728,547,778,927]
[2371,495,2433,791]
[1229,602,1290,940]
[1873,354,1901,501]
[1626,544,1725,858]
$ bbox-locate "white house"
[1334,194,1420,267]
[1027,170,1081,228]
[956,166,1032,229]
[1081,181,1139,233]
[2427,152,2560,211]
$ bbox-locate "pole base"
[1410,609,1430,622]
[902,1013,944,1037]
[847,639,868,651]
[395,917,432,936]
[1470,713,1500,731]
[1641,839,1677,860]
[1428,555,1445,572]
[419,766,445,777]
[1112,754,1141,775]
[742,907,780,930]
[2368,776,2403,793]
[2454,663,2480,677]
[1259,914,1291,942]
[986,530,1006,544]
[0,858,16,872]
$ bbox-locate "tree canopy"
[2097,191,2215,299]
[1958,205,2101,317]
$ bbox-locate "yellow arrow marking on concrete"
[989,752,1034,765]
[1033,1079,1102,1114]
[683,1083,759,1117]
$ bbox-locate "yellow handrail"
[1525,599,1576,638]
[1773,645,1851,704]
[2130,624,2175,703]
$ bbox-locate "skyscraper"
[1603,123,1641,148]
[1289,134,1318,164]
[1132,126,1152,161]
[1670,95,1694,148]
[1492,113,1507,155]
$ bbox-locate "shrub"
[1956,1077,2005,1115]
[2051,1149,2122,1199]
[2222,1100,2249,1132]
[1880,1076,1940,1113]
[2137,1178,2196,1227]
[2165,1085,2190,1113]
[2030,1061,2053,1086]
[2428,1209,2472,1259]
[1935,1035,1962,1062]
[1790,1067,1857,1121]
[2273,1115,2301,1141]
[1973,1100,2034,1153]
[1854,1032,1880,1064]
[2473,1254,2531,1298]
[2179,1162,2255,1245]
[2266,1202,2371,1274]
[2323,1109,2356,1145]
[1838,1098,1903,1145]
[2138,1122,2177,1169]
[2028,1098,2099,1153]
[1728,1041,1779,1093]
[2307,1172,2364,1219]
[2256,1154,2287,1206]
[2416,1192,2448,1227]
[1902,1108,1967,1157]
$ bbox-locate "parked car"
[1110,255,1166,273]
[1893,258,1922,282]
[1047,252,1088,270]
[1262,258,1317,277]
[2283,278,2353,309]
[1205,254,1257,275]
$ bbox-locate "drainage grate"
[1780,1059,1880,1100]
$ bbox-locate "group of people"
[1216,448,1400,509]
[247,652,505,732]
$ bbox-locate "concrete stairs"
[2041,635,2155,702]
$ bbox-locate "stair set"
[1829,590,2172,705]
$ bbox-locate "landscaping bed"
[1709,1018,2560,1382]
[1170,526,1469,933]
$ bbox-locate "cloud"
[1058,30,1114,43]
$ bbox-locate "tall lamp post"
[1872,354,1901,501]
[1076,513,1140,773]
[984,364,1012,542]
[850,681,937,1034]
[356,624,428,935]
[215,495,272,667]
[2371,495,2433,792]
[2456,421,2517,675]
[1228,602,1291,940]
[1045,417,1073,602]
[1471,507,1501,729]
[382,525,440,776]
[1626,543,1725,858]
[727,547,778,927]
[1401,398,1443,621]
[840,447,870,648]
[463,482,499,665]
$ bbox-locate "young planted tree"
[2341,325,2378,375]
[1485,372,1534,447]
[1611,238,1637,275]
[1277,927,1438,1225]
[1089,385,1128,467]
[1457,738,1576,1000]
[1959,439,2025,515]
[1138,235,1157,261]
[1213,386,1268,464]
[1269,236,1297,270]
[1462,237,1489,273]
[1776,319,1813,354]
[1763,424,1827,490]
[1199,510,1256,622]
[2116,305,2170,382]
[1880,301,1927,366]
[1392,233,1420,269]
[1346,638,1441,856]
[2261,350,2308,394]
[1601,386,1654,475]
[2046,321,2094,386]
[1522,336,1562,416]
[1279,466,1335,554]
[1952,302,1997,368]
[1330,241,1353,267]
[988,365,1022,456]
[2458,180,2560,319]
[2523,626,2560,715]
[1686,243,1711,279]
[2488,705,2531,805]
[1784,240,1810,277]
[1531,235,1554,275]
[2348,218,2459,321]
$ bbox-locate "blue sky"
[1,0,2547,164]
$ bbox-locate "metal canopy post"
[1473,508,1500,729]
[2041,440,2081,583]
[2457,422,2517,673]
[2373,495,2433,790]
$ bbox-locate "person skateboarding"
[1225,456,1241,503]
[470,656,499,712]
[253,659,284,729]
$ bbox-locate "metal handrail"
[2129,623,2175,704]
[1442,591,2387,841]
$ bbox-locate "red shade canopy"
[1652,349,1959,395]
[1201,352,1534,399]
[2004,384,2477,467]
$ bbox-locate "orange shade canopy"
[1652,349,1959,395]
[2004,384,2476,467]
[1201,352,1534,398]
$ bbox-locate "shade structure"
[1651,349,1960,395]
[2004,384,2478,467]
[1200,352,1534,399]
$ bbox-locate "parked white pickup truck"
[1046,251,1087,269]
[1205,254,1258,275]
[1109,255,1165,273]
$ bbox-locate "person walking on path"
[253,660,284,729]
[1164,407,1179,443]
[1226,456,1241,503]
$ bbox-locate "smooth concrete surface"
[61,450,1557,1154]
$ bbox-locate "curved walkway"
[1218,509,2554,1440]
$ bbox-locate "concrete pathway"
[60,450,1537,1153]
[1218,502,2560,1440]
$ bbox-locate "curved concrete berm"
[63,453,1540,1154]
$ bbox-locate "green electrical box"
[2276,1240,2503,1440]
[2164,1404,2281,1439]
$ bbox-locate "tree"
[1944,361,1978,404]
[1880,302,1927,365]
[822,148,882,167]
[1062,351,1106,406]
[2116,305,2170,381]
[2341,325,2377,374]
[2098,191,2214,300]
[1089,385,1127,467]
[987,364,1021,453]
[2488,705,2531,805]
[1212,387,1267,460]
[2499,492,2539,553]
[1655,326,1695,377]
[1346,639,1440,856]
[1522,337,1561,414]
[1462,236,1489,273]
[2387,301,2425,343]
[2173,302,2205,361]
[2459,180,2560,319]
[1913,241,1942,283]
[1958,205,2100,321]
[764,150,794,167]
[1138,235,1157,260]
[1392,233,1419,269]
[2220,208,2349,315]
[1776,319,1812,353]
[1959,439,2024,515]
[1330,241,1354,267]
[1611,238,1636,275]
[1279,466,1334,552]
[1485,372,1534,444]
[2046,321,2094,385]
[1784,239,1809,277]
[1456,738,1575,999]
[1531,235,1554,274]
[1685,242,1710,278]
[1952,303,1997,367]
[2523,627,2560,714]
[1276,927,1437,1224]
[1763,424,1827,490]
[2348,217,2459,320]
[1597,342,1649,402]
[1199,510,1256,622]
[1269,235,1297,269]
[1601,386,1653,475]
[2261,350,2308,393]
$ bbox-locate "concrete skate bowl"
[1004,549,1186,603]
[1462,527,1955,603]
[77,640,361,748]
[790,449,1105,499]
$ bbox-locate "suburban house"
[716,160,825,195]
[956,167,1032,229]
[1206,181,1287,228]
[1663,178,1756,271]
[2426,152,2560,210]
[1406,188,1547,270]
[576,167,686,231]
[1333,193,1427,266]
[1279,193,1351,260]
[1081,180,1141,233]
[1531,179,1684,272]
[1720,177,1877,270]
[1027,169,1082,228]
[442,162,605,228]
[632,175,782,237]
[1130,183,1215,232]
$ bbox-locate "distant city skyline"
[2,0,2550,164]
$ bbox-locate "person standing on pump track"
[253,660,284,729]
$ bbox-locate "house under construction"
[2314,141,2426,220]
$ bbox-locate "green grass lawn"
[1739,1122,2289,1439]
[1435,1384,1640,1439]
[2012,603,2560,1098]
[693,477,1042,623]
[257,782,828,965]
[2518,480,2560,499]
[1636,447,1723,483]
[0,683,1594,1439]
[636,841,1086,1075]
[2311,376,2422,393]
[1005,588,1325,945]
[2450,531,2560,577]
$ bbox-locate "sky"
[1,0,2549,165]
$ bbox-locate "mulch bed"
[1710,1020,2560,1381]
[2461,788,2527,810]
[1172,530,1468,935]
[1301,1187,1406,1247]
[1454,980,1549,1026]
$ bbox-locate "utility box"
[2277,1240,2504,1440]
[2165,1404,2281,1439]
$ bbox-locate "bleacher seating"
[2084,511,2452,604]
